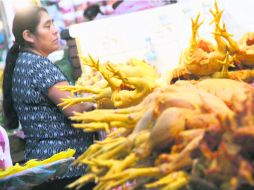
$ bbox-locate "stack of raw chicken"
[59,2,254,190]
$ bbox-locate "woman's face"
[32,11,59,56]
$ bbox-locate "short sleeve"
[31,58,67,95]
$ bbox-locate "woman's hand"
[82,102,96,112]
[48,81,95,117]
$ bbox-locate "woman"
[2,6,95,189]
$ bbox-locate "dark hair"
[3,6,47,130]
[112,0,123,9]
[83,4,102,21]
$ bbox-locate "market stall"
[57,1,254,190]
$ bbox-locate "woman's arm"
[48,81,95,117]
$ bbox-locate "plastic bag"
[0,157,74,190]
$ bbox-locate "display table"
[0,157,74,190]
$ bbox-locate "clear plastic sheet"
[0,157,74,190]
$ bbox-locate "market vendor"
[2,6,95,190]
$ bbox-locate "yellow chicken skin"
[183,2,227,76]
[67,78,254,190]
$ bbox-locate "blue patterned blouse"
[12,51,94,179]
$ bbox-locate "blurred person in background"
[83,0,176,21]
[112,0,176,15]
[83,3,103,21]
[2,6,95,190]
